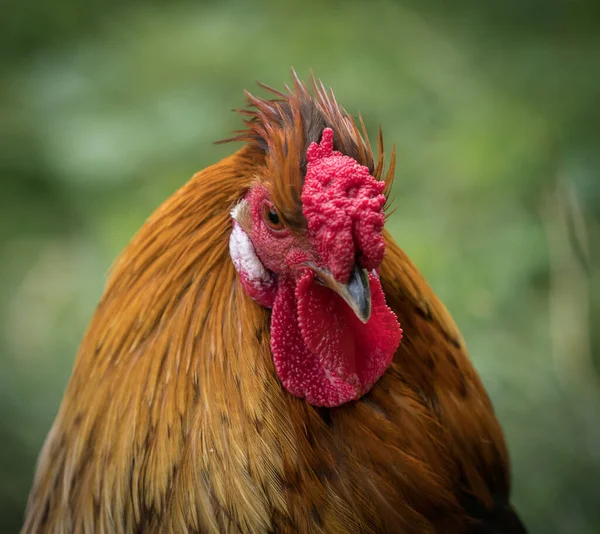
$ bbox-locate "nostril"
[312,271,327,286]
[302,262,329,287]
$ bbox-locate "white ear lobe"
[229,221,273,285]
[229,199,277,307]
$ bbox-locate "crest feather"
[219,70,395,230]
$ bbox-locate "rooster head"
[228,76,402,407]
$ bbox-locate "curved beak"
[306,262,372,323]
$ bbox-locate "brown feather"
[23,76,515,534]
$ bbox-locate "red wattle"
[270,271,402,407]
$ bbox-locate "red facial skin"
[246,186,318,284]
[238,129,402,407]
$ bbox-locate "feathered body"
[23,75,525,533]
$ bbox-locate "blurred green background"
[1,0,599,532]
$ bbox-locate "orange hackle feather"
[23,72,515,534]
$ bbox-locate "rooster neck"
[23,146,289,532]
[24,151,514,534]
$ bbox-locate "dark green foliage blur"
[1,0,599,532]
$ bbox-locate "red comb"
[301,128,387,282]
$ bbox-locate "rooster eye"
[263,202,284,230]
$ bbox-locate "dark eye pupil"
[268,209,280,225]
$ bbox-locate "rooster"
[23,72,526,533]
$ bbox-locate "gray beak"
[307,262,372,324]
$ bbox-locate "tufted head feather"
[219,69,396,231]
